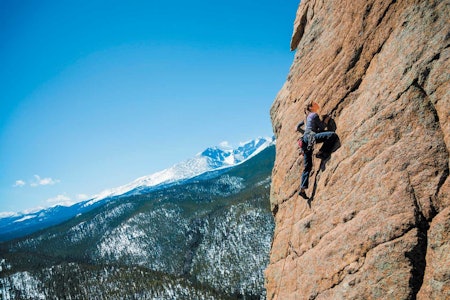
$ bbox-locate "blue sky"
[0,0,298,214]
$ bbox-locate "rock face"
[266,0,449,299]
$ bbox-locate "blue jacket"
[305,113,325,134]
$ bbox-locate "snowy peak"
[200,147,234,166]
[199,137,273,168]
[88,136,275,203]
[0,136,275,242]
[235,137,273,161]
[186,136,274,172]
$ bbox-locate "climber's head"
[304,101,320,114]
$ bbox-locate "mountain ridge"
[1,144,276,299]
[0,136,275,242]
[88,136,274,203]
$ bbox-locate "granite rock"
[266,0,449,299]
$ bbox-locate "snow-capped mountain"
[0,137,274,242]
[88,136,274,204]
[1,144,276,299]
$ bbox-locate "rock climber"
[296,100,338,199]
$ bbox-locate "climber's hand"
[322,114,331,124]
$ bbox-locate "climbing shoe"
[299,190,309,199]
[315,151,330,160]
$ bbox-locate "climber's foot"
[299,189,309,199]
[316,151,330,160]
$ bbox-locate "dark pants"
[301,131,338,189]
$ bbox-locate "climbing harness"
[297,132,316,155]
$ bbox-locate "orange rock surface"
[266,0,449,299]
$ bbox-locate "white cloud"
[23,206,45,215]
[219,141,232,149]
[77,194,90,201]
[30,175,60,187]
[13,180,26,187]
[46,194,74,207]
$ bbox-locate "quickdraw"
[306,133,316,152]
